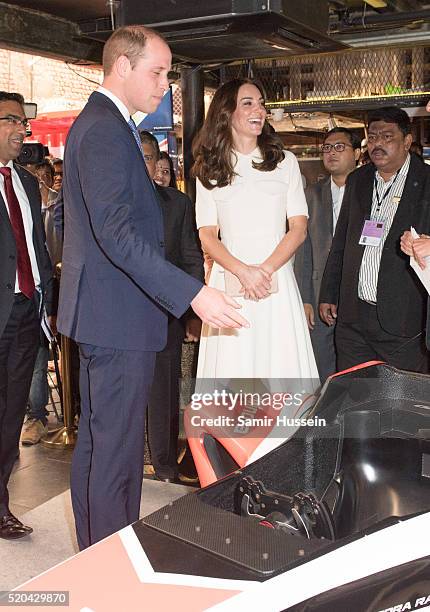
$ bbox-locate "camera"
[17,143,48,166]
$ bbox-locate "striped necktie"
[128,118,144,155]
[127,117,158,193]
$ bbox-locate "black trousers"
[0,294,40,516]
[310,317,336,383]
[336,300,428,374]
[147,318,184,479]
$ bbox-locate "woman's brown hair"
[192,78,285,190]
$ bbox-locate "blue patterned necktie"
[128,117,144,155]
[127,117,158,196]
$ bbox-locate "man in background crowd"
[319,107,430,372]
[295,127,361,381]
[140,131,204,483]
[0,91,54,539]
[51,158,63,193]
[21,159,62,446]
[34,160,62,267]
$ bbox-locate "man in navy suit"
[57,25,248,549]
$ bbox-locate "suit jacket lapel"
[321,178,333,235]
[0,189,12,235]
[360,164,375,220]
[14,164,39,225]
[386,156,422,247]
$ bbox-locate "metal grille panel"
[222,44,430,108]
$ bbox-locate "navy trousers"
[71,343,155,550]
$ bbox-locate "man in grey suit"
[295,128,361,381]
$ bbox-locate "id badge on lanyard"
[359,220,385,246]
[359,171,400,247]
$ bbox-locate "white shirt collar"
[97,86,130,123]
[375,153,410,184]
[0,160,14,169]
[330,176,345,199]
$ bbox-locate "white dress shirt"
[330,177,345,233]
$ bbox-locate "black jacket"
[0,163,54,337]
[156,184,204,324]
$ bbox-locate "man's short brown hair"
[102,25,164,75]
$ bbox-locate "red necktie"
[0,167,35,299]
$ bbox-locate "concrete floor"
[3,437,195,592]
[3,362,197,592]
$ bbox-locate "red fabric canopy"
[27,110,81,151]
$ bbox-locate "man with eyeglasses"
[319,107,430,373]
[295,127,361,381]
[0,91,55,539]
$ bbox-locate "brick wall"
[0,48,103,112]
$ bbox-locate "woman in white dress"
[192,79,319,382]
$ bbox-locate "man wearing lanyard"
[295,127,361,381]
[0,91,54,539]
[319,107,430,372]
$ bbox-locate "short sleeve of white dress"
[282,151,308,219]
[195,178,218,229]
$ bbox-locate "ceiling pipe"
[331,8,430,33]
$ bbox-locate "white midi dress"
[196,148,319,382]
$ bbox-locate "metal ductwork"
[107,0,345,62]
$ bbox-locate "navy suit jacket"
[57,92,202,351]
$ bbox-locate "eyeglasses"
[367,132,396,144]
[321,143,352,153]
[0,115,29,129]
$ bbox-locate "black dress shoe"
[0,514,33,540]
[153,473,180,484]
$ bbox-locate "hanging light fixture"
[363,0,388,8]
